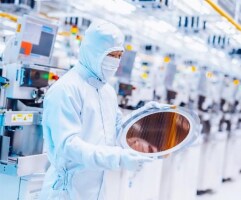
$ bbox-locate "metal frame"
[119,107,200,158]
[0,154,49,176]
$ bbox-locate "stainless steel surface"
[0,111,42,126]
[0,135,10,163]
[0,154,49,176]
[160,138,203,200]
[19,173,45,200]
[222,129,241,180]
[10,125,43,156]
[0,110,43,156]
[0,173,20,200]
[0,173,45,200]
[197,132,228,191]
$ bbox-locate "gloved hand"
[141,101,170,111]
[64,136,153,171]
[119,149,153,171]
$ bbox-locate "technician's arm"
[43,87,151,171]
[116,108,123,138]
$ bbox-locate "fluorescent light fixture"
[1,30,14,36]
[174,0,193,15]
[34,0,52,2]
[2,20,17,29]
[223,28,236,34]
[182,0,211,14]
[200,1,212,14]
[217,50,225,58]
[54,42,62,49]
[210,48,218,54]
[188,42,209,52]
[167,37,182,48]
[175,33,184,39]
[210,57,219,66]
[144,19,176,34]
[233,34,241,43]
[232,59,238,65]
[95,0,136,15]
[194,36,206,45]
[117,0,136,13]
[0,43,5,54]
[183,36,209,52]
[184,36,194,44]
[215,20,236,34]
[159,20,176,32]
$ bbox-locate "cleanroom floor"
[197,174,241,200]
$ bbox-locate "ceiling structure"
[0,0,241,76]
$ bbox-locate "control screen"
[18,16,58,65]
[20,67,49,88]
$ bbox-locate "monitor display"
[118,83,133,96]
[20,67,49,88]
[18,16,58,65]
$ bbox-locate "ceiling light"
[174,1,193,15]
[182,0,211,14]
[2,20,17,29]
[232,59,238,65]
[96,0,136,15]
[159,20,176,32]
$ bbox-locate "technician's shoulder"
[103,83,118,100]
[105,83,117,93]
[45,68,86,102]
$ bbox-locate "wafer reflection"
[126,112,190,153]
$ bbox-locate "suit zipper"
[96,88,105,200]
[96,88,107,143]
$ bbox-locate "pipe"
[205,0,241,31]
[0,13,18,22]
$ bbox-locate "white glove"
[64,136,153,171]
[142,101,169,110]
[120,149,153,171]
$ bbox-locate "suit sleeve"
[42,86,123,170]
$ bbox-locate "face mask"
[101,55,120,81]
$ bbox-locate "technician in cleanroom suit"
[40,20,162,200]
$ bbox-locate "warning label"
[11,113,34,123]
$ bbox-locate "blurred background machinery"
[1,0,241,199]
